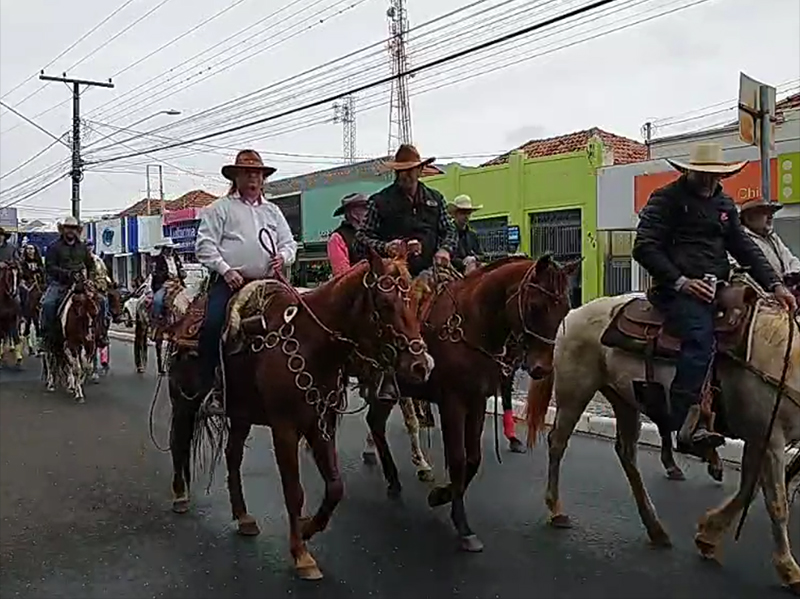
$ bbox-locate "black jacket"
[632,176,779,291]
[358,181,457,277]
[151,253,186,291]
[333,221,369,266]
[452,226,483,273]
[45,238,95,285]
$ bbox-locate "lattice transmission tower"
[332,95,357,163]
[386,0,413,153]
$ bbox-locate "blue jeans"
[40,282,68,339]
[98,294,110,322]
[651,289,716,431]
[153,286,167,318]
[198,277,234,387]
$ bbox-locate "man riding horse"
[151,238,186,327]
[448,195,484,275]
[86,241,113,341]
[632,142,797,458]
[356,144,455,401]
[195,149,298,415]
[40,216,95,349]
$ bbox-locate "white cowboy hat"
[666,142,747,178]
[151,238,176,255]
[447,194,483,215]
[58,215,82,230]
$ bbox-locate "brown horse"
[20,276,43,355]
[365,254,579,551]
[166,247,433,580]
[134,278,191,374]
[90,284,123,380]
[42,282,100,402]
[0,264,23,367]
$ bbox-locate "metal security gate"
[529,209,582,307]
[602,229,634,296]
[471,216,509,258]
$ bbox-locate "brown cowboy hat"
[221,149,277,181]
[333,192,369,217]
[740,197,783,214]
[666,142,746,178]
[385,144,436,172]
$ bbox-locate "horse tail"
[525,372,554,448]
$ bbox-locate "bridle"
[506,261,569,348]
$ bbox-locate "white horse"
[525,291,800,593]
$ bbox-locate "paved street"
[1,342,798,599]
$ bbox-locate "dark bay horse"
[20,276,43,355]
[90,284,123,380]
[42,282,100,402]
[365,255,579,551]
[134,278,190,374]
[0,264,22,367]
[167,248,433,580]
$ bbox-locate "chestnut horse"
[90,284,122,380]
[134,279,192,374]
[166,247,433,580]
[42,281,100,402]
[365,255,579,550]
[20,275,43,355]
[0,264,23,367]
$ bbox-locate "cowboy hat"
[58,215,82,229]
[666,142,747,178]
[151,238,176,255]
[221,149,277,181]
[333,192,369,217]
[740,198,783,214]
[447,194,483,215]
[385,144,436,172]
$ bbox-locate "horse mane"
[748,304,800,398]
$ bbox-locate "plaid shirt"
[357,181,456,257]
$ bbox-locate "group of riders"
[2,141,799,458]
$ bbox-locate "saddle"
[600,284,757,361]
[169,292,209,350]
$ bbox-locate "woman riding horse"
[18,243,45,354]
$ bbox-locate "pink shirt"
[327,232,351,276]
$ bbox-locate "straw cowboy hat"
[221,149,277,181]
[333,192,369,217]
[740,197,783,214]
[385,144,436,172]
[151,237,176,255]
[666,142,747,178]
[447,194,483,215]
[58,215,82,230]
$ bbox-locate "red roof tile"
[114,190,218,218]
[481,127,647,167]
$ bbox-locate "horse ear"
[534,253,553,276]
[562,257,583,277]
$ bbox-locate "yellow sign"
[778,152,799,203]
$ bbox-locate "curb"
[109,331,792,470]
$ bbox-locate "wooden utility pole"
[39,72,114,221]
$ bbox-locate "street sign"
[506,225,520,244]
[738,72,776,150]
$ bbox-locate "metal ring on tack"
[281,337,300,355]
[305,387,321,405]
[278,323,295,340]
[250,337,265,353]
[409,338,426,355]
[295,370,313,391]
[287,353,306,374]
[264,332,281,349]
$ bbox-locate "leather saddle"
[169,292,208,350]
[600,284,758,360]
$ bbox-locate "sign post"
[738,72,776,201]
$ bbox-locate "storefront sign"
[166,220,200,252]
[136,215,164,252]
[0,207,18,231]
[97,218,123,255]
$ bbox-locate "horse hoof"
[649,530,673,549]
[707,463,724,482]
[136,367,145,374]
[362,451,378,465]
[508,437,527,454]
[172,498,190,514]
[665,466,686,481]
[295,553,323,581]
[459,534,484,553]
[387,481,403,498]
[236,514,260,536]
[788,582,800,596]
[427,485,452,508]
[694,535,717,560]
[549,513,573,529]
[76,397,85,404]
[417,468,435,483]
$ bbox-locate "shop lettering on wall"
[167,221,199,250]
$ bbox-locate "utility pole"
[757,85,772,202]
[158,165,165,215]
[386,0,413,153]
[641,121,653,159]
[332,95,357,163]
[39,72,114,222]
[146,165,153,216]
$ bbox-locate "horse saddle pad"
[600,287,753,360]
[170,293,208,350]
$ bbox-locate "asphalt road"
[1,343,798,599]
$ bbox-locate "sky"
[0,0,798,222]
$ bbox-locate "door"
[471,216,509,259]
[529,209,582,307]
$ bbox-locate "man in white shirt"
[738,198,800,293]
[195,150,298,410]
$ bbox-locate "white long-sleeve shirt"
[195,193,298,280]
[744,227,800,278]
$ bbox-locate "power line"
[0,100,73,149]
[0,135,67,183]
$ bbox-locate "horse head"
[0,263,16,300]
[106,284,123,322]
[349,244,433,384]
[67,284,100,346]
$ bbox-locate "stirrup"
[377,372,400,403]
[198,387,225,417]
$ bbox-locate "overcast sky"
[0,0,798,222]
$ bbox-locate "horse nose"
[528,365,551,380]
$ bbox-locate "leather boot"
[677,405,725,456]
[377,371,400,403]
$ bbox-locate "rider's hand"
[434,248,451,266]
[386,239,405,257]
[223,269,244,290]
[774,284,798,312]
[407,239,422,256]
[680,278,715,303]
[270,255,284,275]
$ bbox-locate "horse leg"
[398,397,434,482]
[134,319,147,373]
[658,425,686,481]
[169,397,197,514]
[300,424,345,543]
[451,401,487,552]
[366,400,403,497]
[66,349,85,403]
[362,428,378,465]
[272,424,321,580]
[43,351,55,392]
[695,439,761,560]
[758,443,800,592]
[608,397,670,547]
[226,418,259,535]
